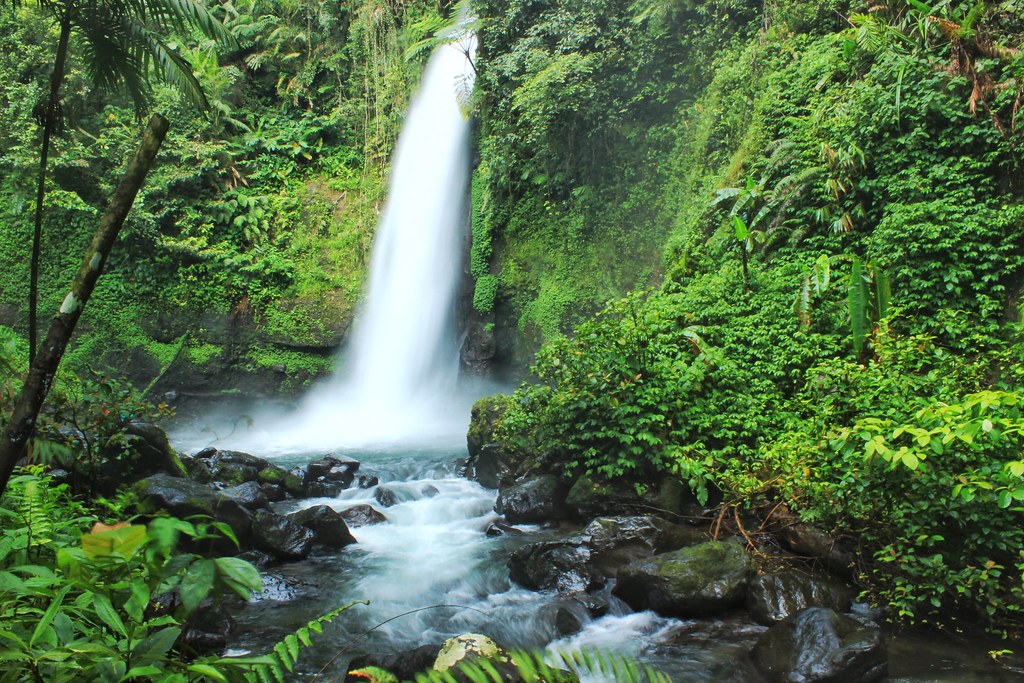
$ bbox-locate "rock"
[252,510,315,560]
[260,482,286,502]
[540,598,594,637]
[750,607,887,683]
[375,486,400,508]
[340,504,387,527]
[495,475,569,524]
[257,465,304,496]
[509,536,595,592]
[485,520,523,537]
[356,474,379,489]
[288,505,356,548]
[747,572,855,625]
[124,422,188,478]
[221,481,270,511]
[303,479,347,498]
[465,443,516,489]
[135,473,253,547]
[467,395,512,458]
[303,455,359,496]
[204,449,279,487]
[613,541,754,616]
[421,484,440,498]
[777,511,856,577]
[183,455,214,483]
[585,516,704,577]
[565,475,699,521]
[194,447,217,459]
[434,633,506,673]
[183,601,234,652]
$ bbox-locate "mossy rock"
[467,394,513,457]
[257,465,303,496]
[612,540,754,617]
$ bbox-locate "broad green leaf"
[181,558,216,614]
[82,524,147,560]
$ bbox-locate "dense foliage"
[480,0,1024,634]
[0,0,447,390]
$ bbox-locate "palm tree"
[10,0,236,363]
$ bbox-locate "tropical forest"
[0,0,1023,680]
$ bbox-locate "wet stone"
[340,504,387,527]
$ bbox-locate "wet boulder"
[288,505,356,548]
[135,473,253,547]
[509,536,595,592]
[303,455,359,496]
[585,516,705,577]
[465,443,516,489]
[565,476,703,522]
[356,474,380,489]
[750,607,886,683]
[207,450,271,486]
[257,465,303,497]
[747,572,855,625]
[221,481,270,511]
[252,510,315,560]
[485,520,523,537]
[613,540,754,616]
[466,395,512,458]
[124,422,188,478]
[340,504,387,527]
[495,475,569,524]
[375,486,400,508]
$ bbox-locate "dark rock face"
[466,395,511,458]
[356,474,379,489]
[221,481,270,511]
[495,475,569,524]
[252,510,315,560]
[613,541,754,616]
[207,450,267,485]
[136,473,253,547]
[340,504,387,527]
[465,443,516,489]
[287,505,356,548]
[584,516,704,577]
[747,572,855,625]
[779,519,856,577]
[750,607,887,683]
[508,516,705,594]
[421,484,440,498]
[565,476,703,522]
[509,536,594,592]
[303,455,359,496]
[124,422,187,478]
[375,486,400,508]
[257,465,303,496]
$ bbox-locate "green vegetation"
[0,0,449,390]
[477,0,1024,636]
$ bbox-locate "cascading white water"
[206,36,479,453]
[342,37,475,412]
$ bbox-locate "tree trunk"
[0,114,170,498]
[29,15,73,366]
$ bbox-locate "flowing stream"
[171,36,1024,683]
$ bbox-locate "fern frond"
[239,601,366,683]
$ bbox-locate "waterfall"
[343,36,475,419]
[214,36,479,454]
